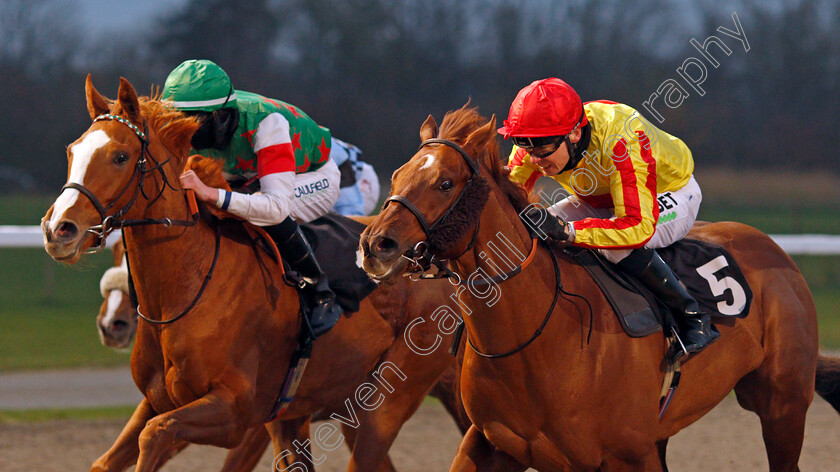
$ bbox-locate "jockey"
[500,77,719,356]
[163,59,342,338]
[330,139,381,216]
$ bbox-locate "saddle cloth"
[565,238,753,337]
[299,212,378,313]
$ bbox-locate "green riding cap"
[162,59,238,112]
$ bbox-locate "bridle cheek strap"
[382,194,431,235]
[60,114,200,252]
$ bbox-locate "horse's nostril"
[56,221,79,240]
[111,319,129,332]
[374,236,399,257]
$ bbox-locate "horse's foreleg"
[345,343,454,472]
[656,439,669,472]
[338,421,397,471]
[264,416,314,471]
[220,425,272,472]
[91,398,158,472]
[134,390,249,472]
[428,361,471,435]
[449,425,528,472]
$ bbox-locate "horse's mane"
[437,105,531,213]
[111,91,232,217]
[111,89,202,168]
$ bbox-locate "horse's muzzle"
[359,230,411,281]
[42,216,86,262]
[367,234,401,261]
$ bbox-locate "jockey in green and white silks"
[164,59,343,338]
[163,59,339,225]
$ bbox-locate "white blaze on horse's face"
[418,153,437,170]
[50,129,111,227]
[102,290,125,327]
[100,254,128,328]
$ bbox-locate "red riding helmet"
[498,78,588,138]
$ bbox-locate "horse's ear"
[464,114,498,160]
[420,115,438,141]
[85,74,110,120]
[117,77,142,124]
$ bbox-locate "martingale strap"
[267,336,313,422]
[135,221,221,325]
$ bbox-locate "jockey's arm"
[183,113,297,227]
[506,146,542,192]
[570,139,657,249]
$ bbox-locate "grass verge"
[0,405,135,423]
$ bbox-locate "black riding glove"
[521,206,570,241]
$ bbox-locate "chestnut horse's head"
[41,75,200,263]
[96,240,136,350]
[360,105,528,281]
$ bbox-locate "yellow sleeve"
[571,131,658,249]
[506,146,542,192]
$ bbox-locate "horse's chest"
[134,363,200,411]
[461,363,605,470]
[133,346,206,409]
[163,363,204,405]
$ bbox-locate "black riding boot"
[618,248,720,355]
[264,218,343,338]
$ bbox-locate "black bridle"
[382,138,484,276]
[59,113,198,253]
[382,138,565,358]
[384,138,481,235]
[60,113,216,326]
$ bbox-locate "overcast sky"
[75,0,189,36]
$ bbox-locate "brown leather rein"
[59,113,200,252]
[62,113,218,325]
[383,138,563,358]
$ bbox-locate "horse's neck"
[453,188,568,354]
[122,191,215,316]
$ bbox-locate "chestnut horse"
[97,240,136,349]
[42,76,466,472]
[93,240,470,471]
[359,105,840,471]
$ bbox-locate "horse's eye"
[113,152,129,165]
[439,180,453,191]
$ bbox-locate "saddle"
[185,157,377,313]
[566,238,753,338]
[297,212,379,313]
[243,212,378,314]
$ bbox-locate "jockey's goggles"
[512,135,566,158]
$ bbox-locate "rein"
[383,138,483,274]
[467,244,562,358]
[134,222,222,325]
[60,113,199,253]
[385,138,566,358]
[66,112,215,326]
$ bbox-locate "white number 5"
[696,255,747,316]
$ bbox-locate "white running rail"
[2,226,839,254]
